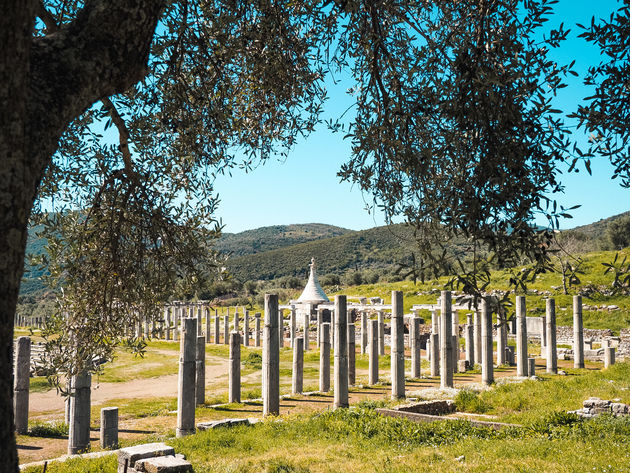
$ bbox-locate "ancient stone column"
[303,312,310,351]
[334,295,349,409]
[347,323,356,385]
[573,295,585,369]
[527,358,536,377]
[244,310,250,347]
[465,323,474,367]
[546,298,558,374]
[430,333,439,377]
[255,313,261,347]
[263,294,280,416]
[229,331,241,403]
[516,296,528,377]
[473,310,481,365]
[540,312,547,359]
[481,297,494,386]
[233,310,240,336]
[223,315,229,345]
[320,323,331,392]
[172,307,179,342]
[378,311,385,356]
[496,320,507,366]
[292,337,304,395]
[278,308,284,349]
[604,347,615,368]
[214,310,220,344]
[176,318,197,437]
[391,290,406,398]
[195,335,206,406]
[205,307,211,341]
[369,319,379,385]
[360,312,368,354]
[290,308,296,349]
[13,336,31,434]
[316,308,323,348]
[100,407,118,449]
[411,316,421,378]
[440,291,454,389]
[452,310,459,373]
[165,308,172,340]
[68,371,92,453]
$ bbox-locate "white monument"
[292,258,329,324]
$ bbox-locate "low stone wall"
[395,400,455,416]
[570,398,630,418]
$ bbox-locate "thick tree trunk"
[1,1,163,469]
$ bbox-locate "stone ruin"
[569,397,630,419]
[117,443,192,473]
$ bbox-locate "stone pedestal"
[100,407,118,449]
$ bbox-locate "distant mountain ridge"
[215,223,352,256]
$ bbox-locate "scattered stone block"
[396,400,455,416]
[136,456,193,473]
[118,443,175,473]
[196,418,251,430]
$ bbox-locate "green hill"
[215,223,352,256]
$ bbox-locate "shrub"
[454,389,490,414]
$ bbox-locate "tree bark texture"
[1,1,164,469]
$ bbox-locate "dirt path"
[29,356,230,415]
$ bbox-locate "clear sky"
[213,0,628,234]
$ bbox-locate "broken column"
[303,312,310,352]
[573,295,585,369]
[244,311,250,347]
[176,318,197,437]
[411,316,421,378]
[290,308,296,349]
[68,371,92,453]
[292,337,304,395]
[13,336,31,434]
[334,295,349,409]
[465,323,474,368]
[391,290,406,398]
[347,323,356,385]
[320,322,331,392]
[440,291,454,389]
[214,310,220,344]
[604,347,615,368]
[546,298,558,374]
[516,295,528,377]
[196,335,206,406]
[100,407,118,449]
[223,315,229,345]
[527,358,536,377]
[229,331,241,403]
[369,319,379,385]
[481,297,494,385]
[263,294,280,416]
[255,313,261,347]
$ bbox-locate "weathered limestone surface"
[546,299,558,374]
[255,313,261,347]
[68,371,92,454]
[176,318,197,437]
[100,407,118,449]
[481,297,494,385]
[13,336,30,434]
[391,290,406,398]
[320,323,331,392]
[263,295,280,416]
[430,333,439,377]
[334,295,349,409]
[411,316,421,378]
[292,337,304,394]
[440,291,453,389]
[378,311,385,356]
[229,331,241,403]
[196,335,205,406]
[347,323,356,385]
[516,296,528,377]
[574,295,585,369]
[369,319,379,385]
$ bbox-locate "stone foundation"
[570,397,630,419]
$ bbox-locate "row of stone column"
[13,315,44,328]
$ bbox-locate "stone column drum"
[176,318,197,437]
[13,336,31,434]
[573,295,585,369]
[100,407,118,449]
[604,347,615,368]
[391,290,406,398]
[303,312,310,352]
[319,323,331,392]
[334,295,349,409]
[516,296,528,377]
[214,310,220,344]
[244,311,250,347]
[361,312,368,355]
[440,291,453,389]
[263,295,280,416]
[378,311,385,356]
[473,310,482,365]
[546,298,558,374]
[223,315,229,345]
[195,335,206,406]
[292,337,304,395]
[255,313,261,347]
[229,331,241,403]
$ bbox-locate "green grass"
[27,420,68,438]
[29,376,53,393]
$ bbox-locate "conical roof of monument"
[297,258,330,303]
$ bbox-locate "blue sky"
[213,0,628,234]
